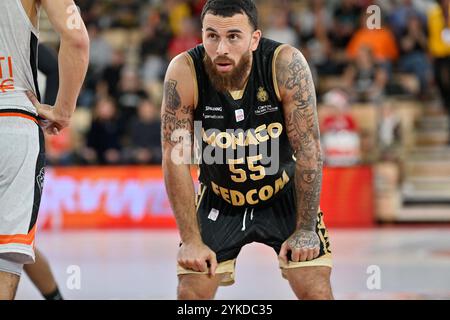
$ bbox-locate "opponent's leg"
[284,266,333,300]
[0,258,23,300]
[0,271,20,300]
[24,248,63,300]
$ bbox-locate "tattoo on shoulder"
[284,51,316,109]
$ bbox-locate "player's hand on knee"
[279,229,320,263]
[178,240,217,276]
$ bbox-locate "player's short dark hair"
[201,0,259,30]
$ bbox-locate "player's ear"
[250,29,262,51]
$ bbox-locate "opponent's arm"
[276,45,322,263]
[161,54,217,275]
[29,0,89,134]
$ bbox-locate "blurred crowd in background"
[38,0,450,167]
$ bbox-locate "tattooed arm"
[161,53,217,275]
[276,46,323,263]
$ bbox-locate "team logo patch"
[257,87,269,102]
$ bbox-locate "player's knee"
[294,277,333,300]
[178,288,214,300]
[177,283,214,300]
[297,287,333,300]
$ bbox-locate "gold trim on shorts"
[177,259,237,286]
[279,253,333,279]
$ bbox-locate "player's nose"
[216,39,230,56]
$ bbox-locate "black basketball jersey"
[188,38,296,208]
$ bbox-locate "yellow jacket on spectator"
[428,4,450,57]
[169,2,191,36]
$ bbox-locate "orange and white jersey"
[0,0,40,114]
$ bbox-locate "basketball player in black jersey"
[162,0,333,300]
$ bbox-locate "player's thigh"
[177,273,225,300]
[284,266,333,300]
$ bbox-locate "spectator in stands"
[140,9,172,85]
[398,12,432,98]
[79,23,113,108]
[294,0,332,43]
[76,0,100,26]
[295,0,338,75]
[81,97,123,165]
[428,0,450,112]
[343,46,388,103]
[140,8,172,61]
[45,128,77,166]
[378,101,402,161]
[39,43,76,166]
[346,11,399,75]
[124,99,162,165]
[167,17,201,60]
[164,0,192,36]
[116,68,149,123]
[88,23,112,80]
[388,0,427,39]
[111,0,141,29]
[101,49,126,99]
[320,89,361,166]
[332,0,362,49]
[264,7,299,48]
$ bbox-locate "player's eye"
[208,33,218,40]
[229,34,240,41]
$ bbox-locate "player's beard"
[203,51,252,92]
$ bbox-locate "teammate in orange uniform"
[0,0,89,300]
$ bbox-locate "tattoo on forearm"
[280,50,322,231]
[302,169,318,184]
[296,168,322,230]
[161,79,193,147]
[286,107,317,154]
